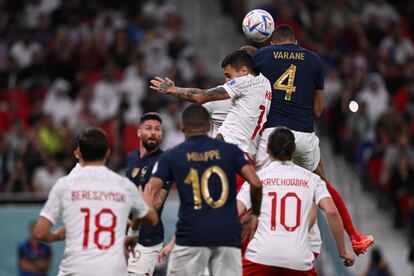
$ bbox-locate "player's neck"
[185,131,208,139]
[139,145,158,158]
[80,160,106,167]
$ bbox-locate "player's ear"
[73,147,81,161]
[241,65,249,75]
[104,148,111,162]
[180,122,185,133]
[137,128,141,139]
[294,40,298,45]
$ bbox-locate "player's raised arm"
[150,76,230,104]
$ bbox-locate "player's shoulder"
[299,46,322,62]
[126,149,139,162]
[292,163,323,184]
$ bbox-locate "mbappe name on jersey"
[186,150,221,162]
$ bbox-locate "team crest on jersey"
[141,166,147,177]
[131,167,140,178]
[228,79,236,86]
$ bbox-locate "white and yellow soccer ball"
[242,9,274,42]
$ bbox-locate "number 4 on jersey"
[274,64,297,101]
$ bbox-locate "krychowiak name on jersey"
[237,161,331,271]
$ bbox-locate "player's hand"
[54,227,66,241]
[124,236,138,260]
[150,77,176,94]
[158,242,174,263]
[340,252,355,267]
[241,212,258,242]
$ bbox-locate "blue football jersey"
[253,44,324,132]
[126,149,172,246]
[152,135,248,248]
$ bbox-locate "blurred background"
[0,0,413,275]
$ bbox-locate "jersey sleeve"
[233,145,250,172]
[202,102,214,115]
[236,182,251,209]
[126,179,150,219]
[315,56,324,90]
[314,176,331,205]
[222,76,248,99]
[39,179,65,225]
[151,151,173,183]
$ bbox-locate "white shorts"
[256,128,320,172]
[167,245,242,276]
[128,243,163,276]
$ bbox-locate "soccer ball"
[242,9,274,42]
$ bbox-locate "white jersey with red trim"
[40,165,149,276]
[237,161,330,271]
[217,73,272,155]
[203,99,231,137]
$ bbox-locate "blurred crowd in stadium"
[0,0,414,247]
[0,0,214,194]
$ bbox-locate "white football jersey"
[203,99,231,137]
[40,165,149,276]
[218,73,272,155]
[237,161,330,271]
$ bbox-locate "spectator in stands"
[90,66,121,122]
[5,156,30,193]
[358,73,390,125]
[42,79,75,128]
[32,156,65,194]
[379,26,414,65]
[10,30,42,70]
[18,221,52,276]
[361,0,400,30]
[381,130,414,189]
[37,115,64,157]
[363,247,392,276]
[390,156,414,227]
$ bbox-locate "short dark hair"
[267,127,295,161]
[271,24,295,43]
[221,50,253,71]
[76,128,109,162]
[182,104,211,131]
[140,112,162,124]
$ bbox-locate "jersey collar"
[269,160,294,166]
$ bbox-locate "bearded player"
[125,113,173,276]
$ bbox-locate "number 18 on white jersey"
[40,166,150,276]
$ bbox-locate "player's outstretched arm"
[150,76,230,104]
[319,197,355,267]
[33,217,65,243]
